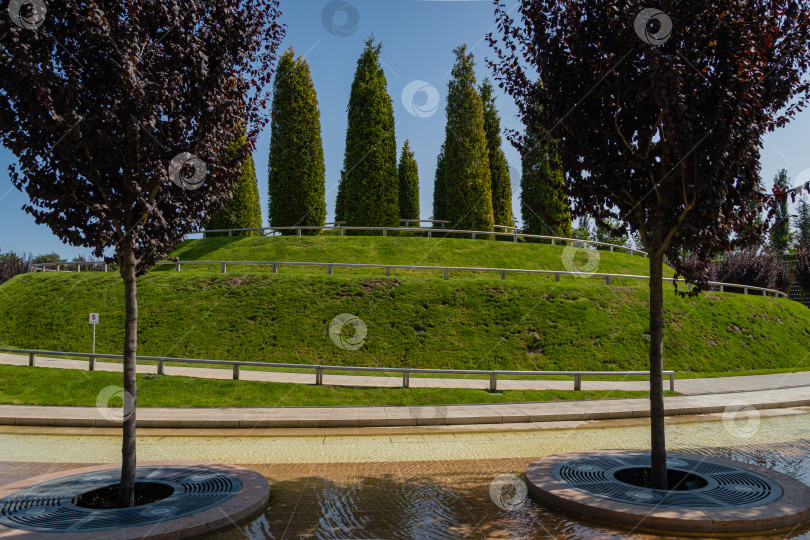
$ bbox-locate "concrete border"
[1,385,809,428]
[525,450,810,534]
[0,461,268,539]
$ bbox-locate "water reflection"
[204,438,810,539]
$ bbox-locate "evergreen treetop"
[480,79,513,227]
[443,45,494,234]
[398,140,420,221]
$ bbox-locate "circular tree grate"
[0,466,242,533]
[551,453,783,509]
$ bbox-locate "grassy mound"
[1,270,807,375]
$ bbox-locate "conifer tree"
[335,173,347,223]
[520,132,571,238]
[206,146,262,236]
[398,140,420,221]
[794,194,810,248]
[432,145,447,222]
[443,46,494,234]
[480,79,513,227]
[770,169,792,251]
[341,37,399,231]
[268,48,326,235]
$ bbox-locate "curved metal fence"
[190,224,649,257]
[0,347,676,392]
[28,259,788,298]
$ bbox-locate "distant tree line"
[0,250,103,284]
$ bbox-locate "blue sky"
[2,0,809,258]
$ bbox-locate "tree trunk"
[648,248,667,490]
[118,251,138,507]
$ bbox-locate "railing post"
[233,364,240,380]
[103,264,108,272]
[28,353,35,367]
[444,268,449,280]
[56,265,61,271]
[385,267,391,277]
[427,230,432,238]
[555,273,560,282]
[220,263,227,274]
[175,263,181,272]
[339,227,344,237]
[551,239,556,245]
[513,233,518,243]
[228,230,232,237]
[327,265,333,275]
[744,287,749,295]
[158,360,164,375]
[669,373,675,392]
[77,264,81,272]
[574,375,582,391]
[272,263,278,273]
[471,232,476,239]
[297,228,302,236]
[402,371,409,388]
[605,276,611,285]
[89,356,95,371]
[610,245,614,252]
[382,229,387,237]
[489,373,497,392]
[719,284,724,292]
[316,367,323,386]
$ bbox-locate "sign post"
[89,313,99,370]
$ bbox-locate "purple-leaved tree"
[0,0,284,506]
[489,0,810,488]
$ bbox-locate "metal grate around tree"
[0,466,242,533]
[551,453,783,509]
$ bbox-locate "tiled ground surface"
[3,439,810,539]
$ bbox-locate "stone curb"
[0,387,809,429]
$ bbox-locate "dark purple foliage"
[796,242,810,295]
[0,251,32,285]
[711,251,794,293]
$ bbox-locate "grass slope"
[158,236,657,281]
[0,365,669,407]
[1,270,808,375]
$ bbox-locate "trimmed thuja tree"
[770,169,793,252]
[341,38,399,232]
[520,131,571,238]
[268,49,327,235]
[432,144,447,223]
[491,0,810,488]
[444,46,494,234]
[206,138,262,237]
[0,0,284,505]
[480,79,513,228]
[398,140,420,221]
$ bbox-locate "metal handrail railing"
[26,259,788,298]
[0,347,676,392]
[189,224,648,257]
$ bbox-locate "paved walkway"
[3,352,809,394]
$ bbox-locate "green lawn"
[1,270,807,375]
[0,365,674,408]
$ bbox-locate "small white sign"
[89,313,99,325]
